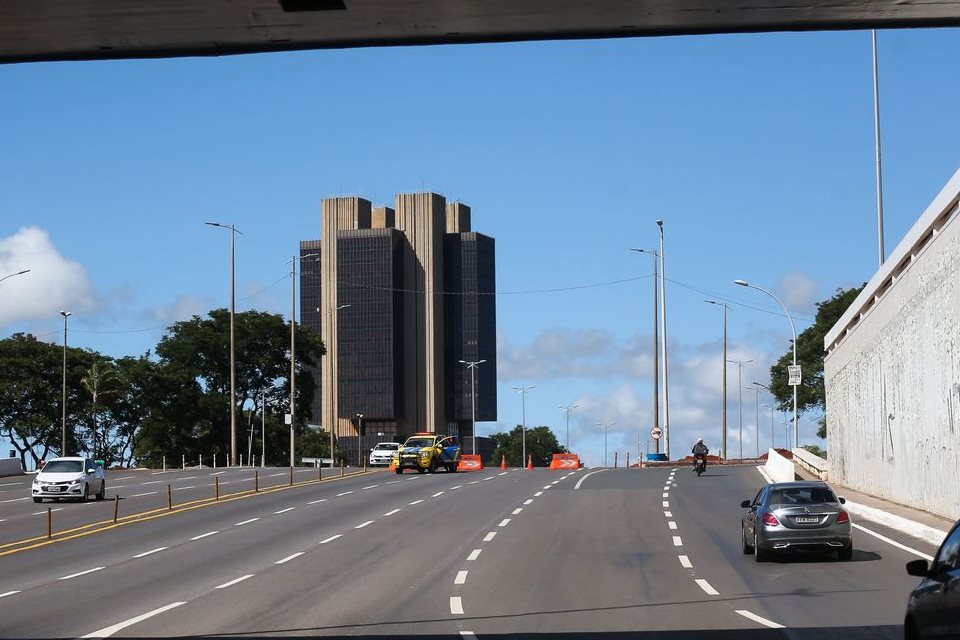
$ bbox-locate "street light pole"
[322,304,351,469]
[59,310,71,456]
[727,359,752,460]
[762,403,776,452]
[705,300,728,460]
[512,385,535,465]
[630,248,659,454]
[753,381,774,452]
[459,360,486,455]
[597,420,616,467]
[207,222,243,466]
[747,385,760,458]
[289,253,319,469]
[734,280,799,448]
[557,403,578,453]
[656,220,671,459]
[0,269,30,284]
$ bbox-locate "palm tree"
[80,361,123,461]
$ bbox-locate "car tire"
[742,527,754,555]
[837,543,853,561]
[96,481,105,501]
[447,464,457,473]
[33,497,42,503]
[417,467,425,474]
[394,468,403,475]
[428,459,437,474]
[754,532,770,562]
[904,618,918,640]
[82,483,90,502]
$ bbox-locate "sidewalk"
[794,466,955,547]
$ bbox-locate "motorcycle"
[693,453,707,476]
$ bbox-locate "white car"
[369,442,400,466]
[32,456,106,503]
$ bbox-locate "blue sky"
[2,28,959,466]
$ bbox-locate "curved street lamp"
[459,359,486,455]
[0,269,30,283]
[734,279,798,448]
[557,403,578,453]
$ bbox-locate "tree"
[80,359,123,462]
[768,285,864,439]
[489,425,565,467]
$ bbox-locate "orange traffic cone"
[526,455,534,470]
[500,455,507,470]
[388,459,396,472]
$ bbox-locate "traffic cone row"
[526,455,533,470]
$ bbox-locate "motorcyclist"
[691,437,709,470]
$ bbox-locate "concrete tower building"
[302,191,496,462]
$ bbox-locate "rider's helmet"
[696,437,703,443]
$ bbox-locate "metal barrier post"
[47,507,52,539]
[167,485,172,510]
[289,466,293,486]
[215,477,220,500]
[113,494,120,523]
[255,470,259,492]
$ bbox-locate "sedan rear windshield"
[41,460,83,473]
[768,487,837,505]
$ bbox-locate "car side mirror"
[906,559,931,578]
[838,497,846,504]
[740,500,751,509]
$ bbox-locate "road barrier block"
[457,455,484,471]
[549,453,583,470]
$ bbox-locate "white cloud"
[497,328,652,380]
[777,272,818,313]
[0,227,98,328]
[142,294,216,327]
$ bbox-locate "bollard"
[167,485,172,510]
[318,464,322,481]
[215,476,220,500]
[162,456,166,473]
[47,507,52,539]
[340,460,344,477]
[213,453,217,469]
[255,470,259,492]
[113,494,120,523]
[289,466,293,486]
[199,454,203,469]
[614,451,618,468]
[182,454,185,470]
[240,454,244,468]
[626,452,630,468]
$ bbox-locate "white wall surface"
[824,170,960,520]
[764,448,796,483]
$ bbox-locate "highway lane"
[0,464,936,639]
[0,467,552,638]
[0,466,370,546]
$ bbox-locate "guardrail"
[791,448,828,480]
[764,448,796,483]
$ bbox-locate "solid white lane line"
[467,549,482,561]
[735,610,785,629]
[1,497,29,503]
[235,518,260,526]
[512,508,523,515]
[275,552,305,565]
[362,485,379,490]
[433,492,445,497]
[409,499,424,505]
[523,499,533,505]
[319,534,342,544]
[696,579,719,595]
[664,511,672,517]
[215,575,254,589]
[336,491,354,497]
[173,485,198,491]
[534,491,543,496]
[663,501,670,508]
[853,523,935,561]
[132,547,168,558]
[668,522,677,530]
[574,469,608,490]
[274,507,295,514]
[59,567,105,580]
[498,519,511,527]
[383,508,402,516]
[0,591,21,598]
[307,498,327,504]
[355,520,374,529]
[450,597,464,615]
[455,571,469,585]
[141,480,164,485]
[672,536,683,547]
[679,555,693,568]
[129,491,158,497]
[190,531,219,540]
[484,532,497,542]
[80,601,186,639]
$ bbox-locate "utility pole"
[60,310,71,456]
[656,220,671,459]
[512,385,535,465]
[631,248,660,454]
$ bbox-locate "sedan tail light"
[835,510,850,524]
[761,512,780,527]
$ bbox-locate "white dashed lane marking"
[307,498,327,505]
[275,552,305,565]
[274,508,295,515]
[512,508,523,515]
[362,485,379,490]
[383,508,402,516]
[59,567,105,580]
[80,602,186,639]
[130,492,157,497]
[498,519,511,527]
[672,536,683,547]
[450,597,464,615]
[662,501,670,508]
[679,555,693,568]
[132,547,168,558]
[534,491,543,496]
[668,522,677,530]
[409,500,424,505]
[455,571,469,585]
[0,591,21,598]
[736,610,785,629]
[664,511,672,517]
[483,532,497,542]
[433,492,445,497]
[234,518,260,526]
[695,579,719,595]
[190,531,218,540]
[467,549,482,561]
[336,491,354,497]
[523,499,533,505]
[355,520,374,529]
[319,535,342,544]
[215,575,254,589]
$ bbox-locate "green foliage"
[801,444,827,459]
[768,285,864,439]
[489,425,566,467]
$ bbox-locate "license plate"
[46,486,64,492]
[794,516,819,524]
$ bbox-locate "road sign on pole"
[788,365,802,386]
[651,426,663,440]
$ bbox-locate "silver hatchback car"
[32,456,106,503]
[741,481,852,562]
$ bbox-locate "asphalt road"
[0,464,937,639]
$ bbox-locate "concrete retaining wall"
[0,458,24,477]
[792,447,828,480]
[764,448,795,483]
[824,167,960,520]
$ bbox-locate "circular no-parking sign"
[651,426,663,440]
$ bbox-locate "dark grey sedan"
[904,517,960,639]
[741,481,853,562]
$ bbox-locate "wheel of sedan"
[754,532,770,562]
[742,527,754,555]
[33,497,42,503]
[96,481,105,501]
[837,543,853,561]
[81,483,90,502]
